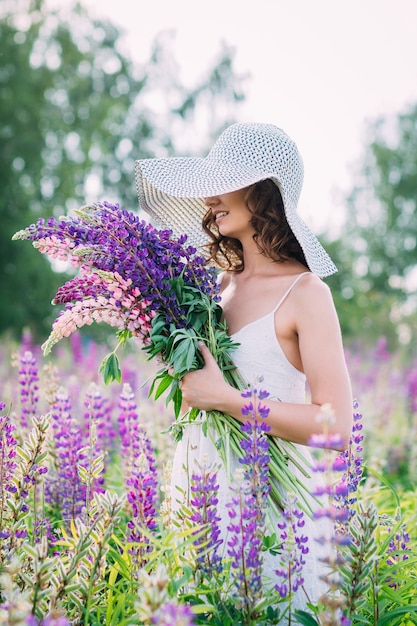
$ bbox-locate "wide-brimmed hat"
[135,122,337,276]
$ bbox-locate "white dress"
[170,273,331,609]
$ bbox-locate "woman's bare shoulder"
[294,273,336,311]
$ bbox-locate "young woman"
[135,122,353,608]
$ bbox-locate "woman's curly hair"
[202,178,308,272]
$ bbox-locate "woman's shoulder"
[293,272,338,318]
[297,271,329,290]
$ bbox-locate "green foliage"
[145,275,238,418]
[348,105,417,294]
[323,237,401,349]
[1,0,245,341]
[325,103,417,350]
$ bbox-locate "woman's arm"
[180,277,353,450]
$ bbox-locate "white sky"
[79,0,417,236]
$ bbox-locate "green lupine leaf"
[17,447,31,462]
[172,386,183,419]
[153,372,174,400]
[99,352,122,385]
[148,370,166,396]
[293,611,320,626]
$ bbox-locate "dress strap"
[272,272,310,313]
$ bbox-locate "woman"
[135,122,353,607]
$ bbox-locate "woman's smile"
[205,188,253,239]
[214,210,229,223]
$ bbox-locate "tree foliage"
[326,104,417,350]
[347,104,417,294]
[1,0,246,340]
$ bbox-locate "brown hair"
[202,178,308,272]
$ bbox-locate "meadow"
[0,332,416,625]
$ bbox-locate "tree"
[326,104,417,350]
[1,0,246,340]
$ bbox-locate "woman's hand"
[179,342,232,412]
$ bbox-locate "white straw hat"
[135,122,337,277]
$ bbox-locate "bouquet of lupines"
[13,201,312,514]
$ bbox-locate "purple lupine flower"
[69,332,84,365]
[308,404,352,532]
[118,384,159,566]
[333,400,364,521]
[406,362,417,414]
[386,522,411,590]
[33,517,59,553]
[47,387,87,523]
[387,523,410,565]
[14,203,219,354]
[374,337,390,362]
[151,601,195,625]
[83,382,112,491]
[18,351,40,429]
[225,386,272,607]
[1,404,49,548]
[226,478,262,604]
[117,382,142,477]
[0,405,18,519]
[84,383,114,452]
[274,496,309,599]
[239,386,271,549]
[189,460,223,576]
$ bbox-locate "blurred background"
[1,0,417,355]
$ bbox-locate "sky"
[70,0,417,236]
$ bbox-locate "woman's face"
[204,188,254,240]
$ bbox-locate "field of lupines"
[1,332,417,626]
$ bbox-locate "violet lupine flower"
[333,400,364,520]
[83,382,113,490]
[406,363,417,413]
[118,384,159,564]
[18,351,40,430]
[225,386,272,606]
[47,387,87,523]
[226,477,262,604]
[117,382,143,477]
[387,523,410,565]
[13,202,219,354]
[69,331,84,365]
[386,522,411,589]
[308,404,351,531]
[0,404,18,528]
[274,496,309,599]
[151,602,195,625]
[0,402,17,500]
[374,336,390,362]
[33,517,59,553]
[239,387,272,513]
[189,460,223,576]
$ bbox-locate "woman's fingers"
[198,341,218,369]
[168,343,216,391]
